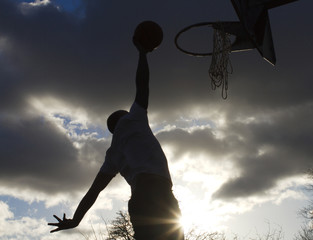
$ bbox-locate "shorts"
[128,173,185,240]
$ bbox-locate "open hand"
[48,214,78,233]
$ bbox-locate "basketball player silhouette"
[48,23,184,240]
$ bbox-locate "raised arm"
[48,171,114,233]
[134,40,150,110]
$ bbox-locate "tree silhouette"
[83,211,289,240]
[184,228,225,240]
[104,211,226,240]
[295,168,313,240]
[105,211,134,240]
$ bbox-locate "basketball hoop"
[175,22,215,57]
[175,0,296,99]
[175,22,233,99]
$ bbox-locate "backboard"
[230,0,298,65]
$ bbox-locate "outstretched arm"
[48,171,114,233]
[134,40,150,110]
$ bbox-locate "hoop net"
[209,22,233,99]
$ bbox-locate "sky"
[0,0,312,239]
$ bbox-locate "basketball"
[133,21,163,52]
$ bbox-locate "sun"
[172,163,228,233]
[179,200,213,233]
[175,189,223,234]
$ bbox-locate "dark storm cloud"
[1,0,309,116]
[0,0,128,115]
[0,0,231,194]
[0,0,312,199]
[0,115,114,193]
[0,116,108,196]
[156,102,313,200]
[214,103,313,199]
[0,0,239,117]
[157,127,240,160]
[0,116,76,192]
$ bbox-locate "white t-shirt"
[100,102,172,186]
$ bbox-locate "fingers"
[47,223,59,226]
[50,228,60,233]
[53,214,62,222]
[48,214,63,233]
[48,213,76,233]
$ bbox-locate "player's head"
[107,110,128,134]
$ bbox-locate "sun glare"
[178,197,223,234]
[174,182,228,235]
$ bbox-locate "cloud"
[213,103,313,199]
[0,116,80,192]
[0,0,312,209]
[157,127,226,159]
[0,200,91,240]
[1,2,312,239]
[1,0,312,119]
[155,101,313,200]
[0,201,48,240]
[0,94,113,197]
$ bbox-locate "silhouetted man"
[48,39,184,240]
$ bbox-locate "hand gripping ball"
[133,21,163,52]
